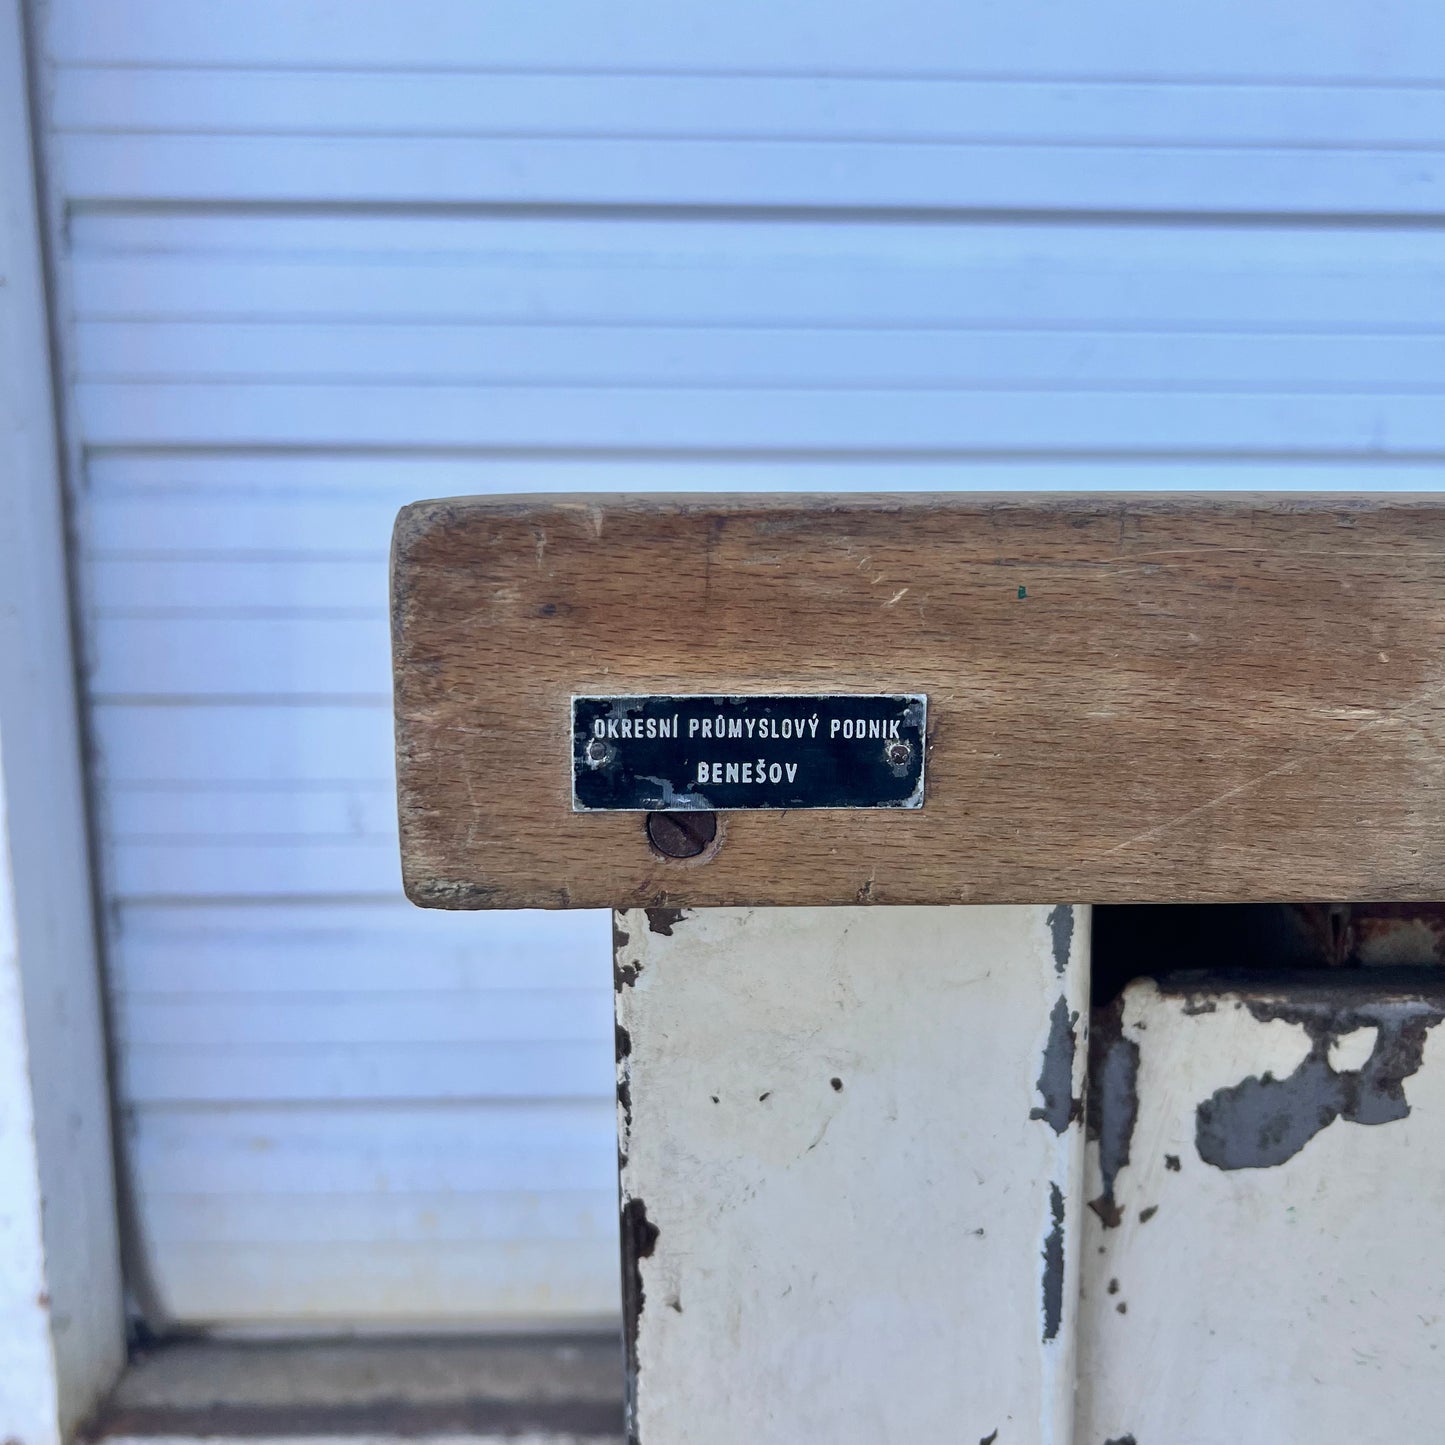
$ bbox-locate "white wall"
[0,0,125,1433]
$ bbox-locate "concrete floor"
[87,1336,624,1445]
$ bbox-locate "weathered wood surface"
[393,493,1445,909]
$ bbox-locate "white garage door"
[35,0,1444,1329]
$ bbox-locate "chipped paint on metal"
[614,912,644,992]
[1031,995,1081,1135]
[1085,997,1139,1228]
[644,906,688,936]
[1078,974,1445,1445]
[616,905,1090,1445]
[1033,905,1089,1445]
[1041,1182,1066,1342]
[1195,992,1445,1169]
[619,1196,659,1445]
[1048,904,1074,977]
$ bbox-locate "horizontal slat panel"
[109,786,396,840]
[74,380,1445,454]
[122,1041,610,1103]
[87,491,404,558]
[89,558,385,612]
[138,1241,619,1323]
[94,705,391,783]
[79,454,1445,558]
[75,321,1445,389]
[76,466,1445,573]
[89,617,389,696]
[67,209,1445,262]
[56,130,1445,212]
[110,901,610,994]
[109,839,402,898]
[52,69,1445,147]
[142,1191,614,1245]
[128,1100,617,1192]
[127,1100,619,1320]
[44,0,1445,80]
[118,991,611,1045]
[70,235,1445,326]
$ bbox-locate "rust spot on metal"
[623,1196,658,1261]
[645,811,717,861]
[621,1197,660,1445]
[1281,902,1353,966]
[1347,903,1445,966]
[1095,904,1445,1000]
[1087,995,1140,1228]
[645,906,688,936]
[1090,902,1445,1003]
[613,919,641,991]
[1276,902,1445,968]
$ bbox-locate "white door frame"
[0,2,126,1438]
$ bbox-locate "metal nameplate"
[572,694,926,812]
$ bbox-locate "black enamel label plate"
[571,694,926,812]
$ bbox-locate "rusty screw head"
[646,810,718,860]
[886,740,913,768]
[584,738,611,767]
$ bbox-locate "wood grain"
[392,494,1445,908]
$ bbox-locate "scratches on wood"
[393,493,1445,909]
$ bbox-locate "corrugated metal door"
[34,0,1444,1328]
